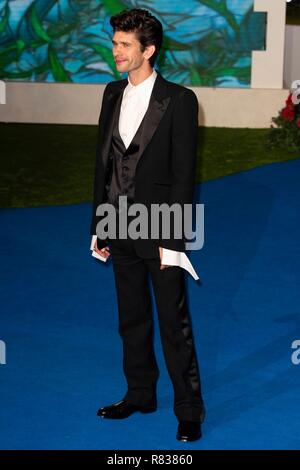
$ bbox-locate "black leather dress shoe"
[97,399,157,419]
[176,421,202,442]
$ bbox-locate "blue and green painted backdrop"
[0,0,266,87]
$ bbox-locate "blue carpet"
[1,159,300,450]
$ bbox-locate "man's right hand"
[93,240,110,259]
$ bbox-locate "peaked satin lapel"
[134,74,171,168]
[101,84,126,169]
[133,93,170,169]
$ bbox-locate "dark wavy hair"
[110,8,163,67]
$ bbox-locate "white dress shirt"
[92,69,199,281]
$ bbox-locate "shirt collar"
[125,69,157,97]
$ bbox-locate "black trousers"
[108,236,205,423]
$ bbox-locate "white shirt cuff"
[90,235,108,262]
[161,248,200,281]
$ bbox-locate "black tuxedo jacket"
[90,70,199,258]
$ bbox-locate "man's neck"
[128,67,154,86]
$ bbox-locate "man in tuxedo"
[90,8,205,442]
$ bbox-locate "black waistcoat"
[104,92,147,211]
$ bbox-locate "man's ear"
[144,44,156,61]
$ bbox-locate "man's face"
[112,30,152,73]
